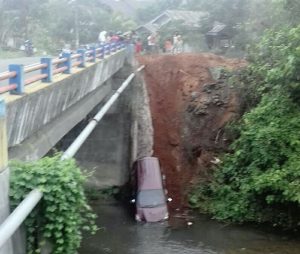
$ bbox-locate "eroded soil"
[137,53,246,214]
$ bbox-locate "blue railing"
[0,42,126,95]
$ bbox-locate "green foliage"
[10,154,97,254]
[0,0,136,53]
[191,93,300,228]
[247,26,300,102]
[183,0,298,51]
[190,25,300,229]
[184,0,249,28]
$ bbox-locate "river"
[79,201,300,254]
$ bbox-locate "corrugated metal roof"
[207,22,227,35]
[137,9,209,34]
[165,10,208,27]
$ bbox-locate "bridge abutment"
[0,98,13,254]
[54,63,154,190]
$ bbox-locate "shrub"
[206,93,300,228]
[10,154,97,254]
[190,25,300,229]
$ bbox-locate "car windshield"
[137,189,165,208]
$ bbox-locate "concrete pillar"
[0,97,13,254]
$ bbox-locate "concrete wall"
[56,67,134,189]
[0,168,13,254]
[130,69,154,161]
[0,99,13,254]
[55,64,154,189]
[4,50,126,160]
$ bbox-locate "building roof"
[206,22,227,36]
[165,10,207,26]
[136,10,209,34]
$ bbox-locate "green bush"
[247,26,300,102]
[209,94,300,227]
[190,25,300,229]
[10,154,97,254]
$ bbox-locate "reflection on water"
[79,202,300,254]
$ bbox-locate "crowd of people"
[146,31,184,54]
[98,30,184,55]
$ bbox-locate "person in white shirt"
[172,31,179,54]
[176,35,183,53]
[147,33,156,54]
[98,31,107,44]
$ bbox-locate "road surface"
[0,57,41,88]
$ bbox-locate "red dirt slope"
[137,53,246,214]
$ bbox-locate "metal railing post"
[41,57,53,82]
[77,49,86,68]
[108,43,112,55]
[61,52,72,74]
[100,46,104,59]
[91,47,96,62]
[8,64,24,94]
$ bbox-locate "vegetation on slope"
[190,25,300,229]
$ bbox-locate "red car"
[133,157,169,222]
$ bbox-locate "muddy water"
[79,202,300,254]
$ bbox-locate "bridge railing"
[0,42,126,95]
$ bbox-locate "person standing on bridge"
[135,38,143,55]
[147,32,159,54]
[98,31,107,45]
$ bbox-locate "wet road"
[80,202,300,254]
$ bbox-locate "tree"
[0,0,136,52]
[190,24,300,230]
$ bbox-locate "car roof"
[136,157,163,190]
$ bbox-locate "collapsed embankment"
[137,53,246,214]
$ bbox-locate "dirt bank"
[137,53,246,214]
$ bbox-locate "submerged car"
[133,157,169,222]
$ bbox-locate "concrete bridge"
[0,43,153,253]
[5,49,126,161]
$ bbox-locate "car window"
[137,189,165,208]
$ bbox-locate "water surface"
[80,202,300,254]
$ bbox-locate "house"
[205,22,233,50]
[136,10,209,35]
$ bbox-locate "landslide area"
[137,53,246,214]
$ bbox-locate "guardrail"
[0,42,125,95]
[0,65,145,251]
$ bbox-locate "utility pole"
[75,5,79,48]
[68,0,79,48]
[19,0,28,39]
